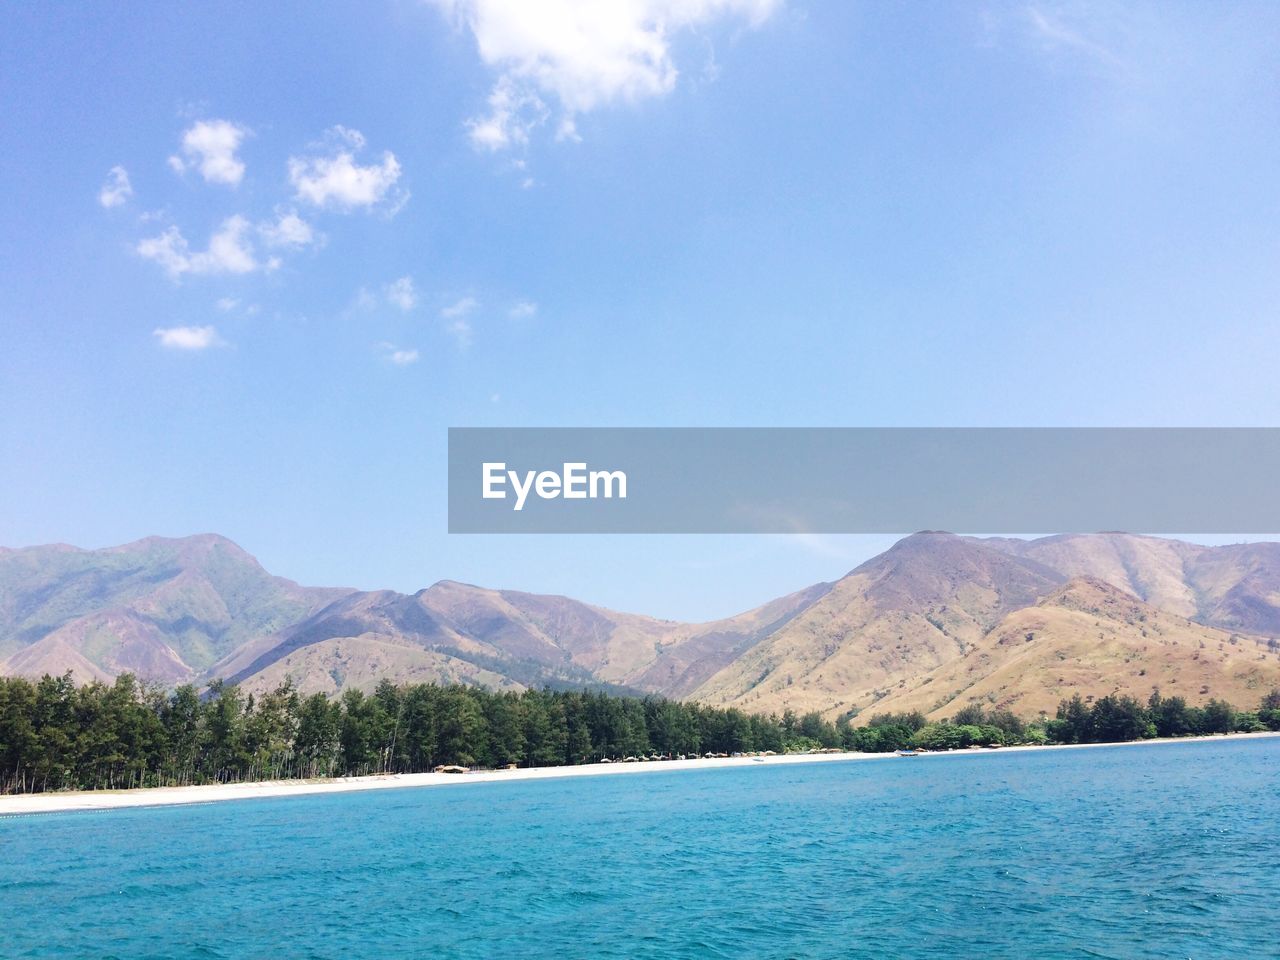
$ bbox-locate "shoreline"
[3,731,1277,817]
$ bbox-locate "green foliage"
[1,673,1273,794]
[0,673,848,794]
[910,723,1006,751]
[1199,698,1235,735]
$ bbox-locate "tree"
[1090,695,1153,743]
[162,685,203,784]
[1053,694,1092,744]
[439,687,487,767]
[205,681,250,781]
[245,681,300,780]
[1,670,1260,796]
[296,692,341,777]
[1200,699,1235,735]
[1148,690,1192,739]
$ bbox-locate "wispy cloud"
[386,275,418,311]
[98,165,133,208]
[355,288,379,312]
[169,119,249,187]
[440,296,477,348]
[508,299,537,319]
[441,296,478,319]
[377,341,420,366]
[431,0,783,151]
[288,126,406,213]
[153,325,225,350]
[446,319,472,349]
[1021,3,1127,72]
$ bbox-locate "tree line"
[838,689,1280,753]
[1,672,1277,794]
[0,673,807,793]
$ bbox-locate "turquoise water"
[4,739,1279,959]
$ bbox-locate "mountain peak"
[106,532,253,558]
[1039,576,1149,620]
[1044,574,1140,603]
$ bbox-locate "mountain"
[0,535,351,684]
[686,533,1066,717]
[863,576,1280,720]
[210,578,831,697]
[978,533,1280,637]
[2,532,1279,717]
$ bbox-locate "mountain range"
[3,532,1279,721]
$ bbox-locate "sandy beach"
[3,732,1277,817]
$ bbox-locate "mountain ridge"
[3,532,1279,717]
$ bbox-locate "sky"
[3,1,1280,621]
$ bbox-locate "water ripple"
[3,739,1279,959]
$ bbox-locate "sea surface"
[4,738,1279,959]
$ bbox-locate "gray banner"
[447,428,1280,534]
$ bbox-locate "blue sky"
[3,1,1280,620]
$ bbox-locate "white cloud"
[508,299,537,319]
[169,119,249,186]
[446,318,473,348]
[466,76,548,151]
[377,341,421,365]
[386,276,418,311]
[216,297,239,311]
[258,210,317,248]
[432,0,782,150]
[441,296,478,318]
[98,166,133,208]
[440,299,481,350]
[1025,5,1123,68]
[153,325,225,350]
[137,215,258,278]
[288,127,405,212]
[136,211,314,278]
[440,297,478,347]
[350,287,379,312]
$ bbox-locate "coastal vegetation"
[0,672,1277,794]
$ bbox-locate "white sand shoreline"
[3,731,1277,817]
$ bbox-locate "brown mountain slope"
[1,633,113,685]
[624,582,835,698]
[417,579,834,694]
[14,610,192,684]
[978,533,1280,636]
[215,578,833,697]
[688,533,1066,717]
[418,581,672,682]
[0,535,351,684]
[865,577,1280,721]
[236,635,523,697]
[8,532,1280,710]
[211,589,497,690]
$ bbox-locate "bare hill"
[688,533,1065,716]
[865,577,1280,720]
